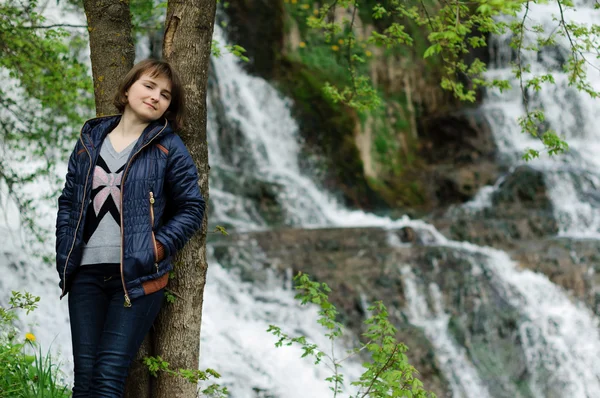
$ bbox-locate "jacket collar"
[80,115,172,151]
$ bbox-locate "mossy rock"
[274,57,388,209]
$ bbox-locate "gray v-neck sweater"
[80,137,138,265]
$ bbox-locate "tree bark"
[153,1,215,397]
[124,336,152,397]
[83,0,135,116]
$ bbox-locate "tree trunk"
[153,1,216,397]
[83,0,135,116]
[124,336,152,397]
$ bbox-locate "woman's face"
[125,72,172,123]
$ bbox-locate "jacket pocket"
[149,191,159,273]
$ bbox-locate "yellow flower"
[313,9,319,15]
[301,3,310,9]
[338,39,344,45]
[299,41,306,48]
[365,50,373,57]
[291,0,297,3]
[25,333,36,342]
[331,45,340,52]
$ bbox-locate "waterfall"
[2,3,600,398]
[483,0,600,237]
[205,22,600,396]
[400,265,492,398]
[473,247,600,397]
[199,257,365,397]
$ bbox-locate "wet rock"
[420,112,496,167]
[209,168,287,228]
[211,226,600,396]
[430,161,499,205]
[419,111,500,207]
[511,237,600,315]
[432,165,558,248]
[492,166,552,210]
[398,226,419,244]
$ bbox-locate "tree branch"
[556,0,600,73]
[336,340,372,365]
[359,344,400,398]
[18,24,88,29]
[320,0,340,24]
[346,2,359,101]
[517,0,530,111]
[418,0,437,39]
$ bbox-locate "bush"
[268,272,435,397]
[0,291,70,397]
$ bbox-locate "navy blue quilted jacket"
[55,115,205,305]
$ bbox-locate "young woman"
[55,59,205,397]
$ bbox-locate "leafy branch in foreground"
[268,272,435,397]
[211,40,250,62]
[0,291,40,327]
[143,356,228,398]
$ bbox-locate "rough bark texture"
[124,337,152,397]
[153,1,215,397]
[83,0,135,116]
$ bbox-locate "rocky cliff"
[222,0,501,214]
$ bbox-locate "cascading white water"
[199,257,365,397]
[400,265,492,398]
[483,0,600,237]
[473,247,600,398]
[3,3,600,398]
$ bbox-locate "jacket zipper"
[149,191,159,272]
[120,119,168,307]
[61,135,93,298]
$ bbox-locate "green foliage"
[366,95,417,176]
[287,0,597,157]
[268,272,435,397]
[213,225,230,236]
[276,58,378,206]
[0,0,92,258]
[164,289,177,304]
[0,292,70,397]
[143,356,228,397]
[0,292,40,324]
[131,0,167,33]
[211,40,249,62]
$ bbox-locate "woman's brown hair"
[113,59,185,130]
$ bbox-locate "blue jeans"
[68,264,163,398]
